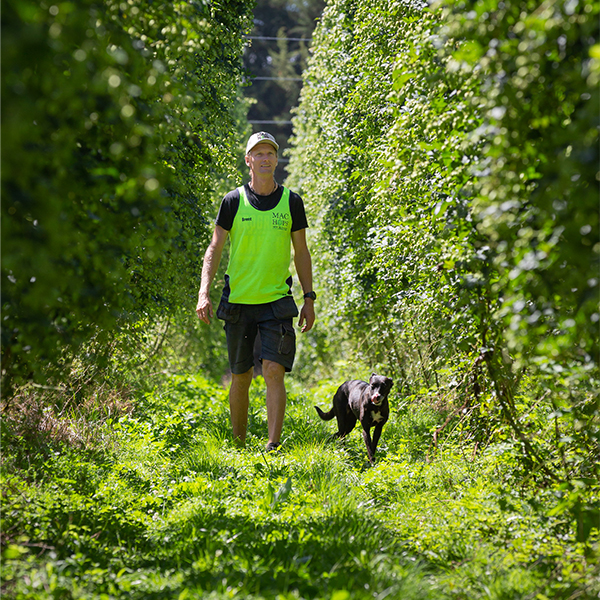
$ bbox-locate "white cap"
[245,131,279,155]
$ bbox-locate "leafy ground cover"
[2,374,598,599]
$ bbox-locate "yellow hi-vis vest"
[226,185,293,304]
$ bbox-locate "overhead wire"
[244,30,308,170]
[244,35,312,42]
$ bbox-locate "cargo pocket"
[278,322,296,355]
[216,298,240,323]
[271,296,299,320]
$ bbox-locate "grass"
[1,373,598,599]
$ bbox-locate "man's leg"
[262,359,287,446]
[229,367,253,446]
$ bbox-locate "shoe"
[265,442,280,453]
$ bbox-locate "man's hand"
[196,293,213,324]
[298,301,315,333]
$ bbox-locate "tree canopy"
[2,0,253,389]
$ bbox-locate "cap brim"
[246,140,279,154]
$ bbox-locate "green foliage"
[441,0,600,364]
[287,0,478,389]
[2,374,598,599]
[2,0,599,596]
[1,0,252,390]
[286,0,600,536]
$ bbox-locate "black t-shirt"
[216,183,308,232]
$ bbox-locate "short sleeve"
[290,191,308,232]
[215,189,241,231]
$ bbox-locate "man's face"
[245,142,278,176]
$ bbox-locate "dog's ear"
[387,378,394,390]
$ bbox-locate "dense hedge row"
[288,0,599,534]
[1,0,252,390]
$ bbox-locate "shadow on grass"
[141,505,434,600]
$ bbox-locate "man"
[196,131,316,451]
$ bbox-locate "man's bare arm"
[292,228,315,333]
[196,225,228,323]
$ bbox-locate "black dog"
[315,374,393,463]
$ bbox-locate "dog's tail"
[315,406,335,421]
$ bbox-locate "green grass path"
[2,375,597,599]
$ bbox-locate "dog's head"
[368,374,393,406]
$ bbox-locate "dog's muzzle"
[371,394,382,405]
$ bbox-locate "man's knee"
[231,367,253,388]
[262,359,285,384]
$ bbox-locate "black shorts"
[216,296,299,374]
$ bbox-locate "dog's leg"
[340,412,357,438]
[327,411,355,443]
[370,423,384,459]
[362,426,375,463]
